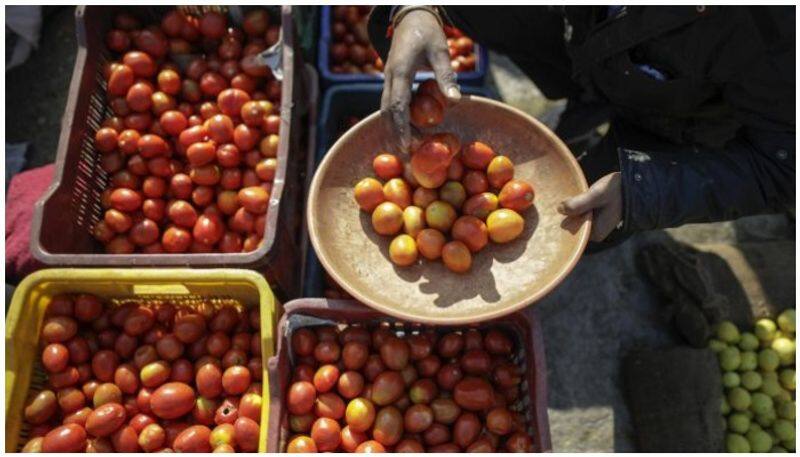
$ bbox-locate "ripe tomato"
[287,381,316,415]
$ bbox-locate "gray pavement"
[5,9,795,452]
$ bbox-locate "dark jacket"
[368,6,795,233]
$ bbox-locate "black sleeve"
[622,7,795,232]
[620,127,795,232]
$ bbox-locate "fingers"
[557,186,605,216]
[389,68,414,151]
[428,43,461,103]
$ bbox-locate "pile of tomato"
[21,294,263,452]
[354,81,535,273]
[328,6,477,75]
[283,323,535,452]
[93,8,282,254]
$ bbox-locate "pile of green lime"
[713,309,796,452]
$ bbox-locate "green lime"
[782,437,795,451]
[755,318,778,343]
[709,338,727,353]
[746,428,773,452]
[760,376,782,397]
[741,371,763,391]
[739,351,758,371]
[717,321,741,344]
[772,337,796,366]
[773,419,795,441]
[721,396,731,415]
[723,372,741,388]
[756,409,777,427]
[758,348,780,371]
[776,400,795,420]
[726,433,750,452]
[720,346,742,371]
[751,392,774,416]
[727,412,751,433]
[772,445,788,452]
[729,387,752,411]
[777,309,795,334]
[739,332,760,351]
[779,368,795,391]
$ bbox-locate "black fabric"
[367,6,796,234]
[622,347,724,452]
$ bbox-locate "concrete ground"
[6,8,795,452]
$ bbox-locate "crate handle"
[132,284,191,295]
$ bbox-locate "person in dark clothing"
[368,6,795,245]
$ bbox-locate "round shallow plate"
[308,95,591,324]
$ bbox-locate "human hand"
[380,9,461,152]
[558,172,623,242]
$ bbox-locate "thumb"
[558,189,603,216]
[428,46,461,103]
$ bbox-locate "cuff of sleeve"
[619,147,661,233]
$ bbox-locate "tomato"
[311,417,341,452]
[128,413,156,433]
[126,81,154,112]
[134,28,168,59]
[287,381,316,415]
[167,358,192,384]
[505,432,533,452]
[94,127,119,153]
[209,423,235,448]
[287,435,317,453]
[314,391,346,420]
[90,350,119,383]
[24,390,57,425]
[373,153,404,180]
[62,406,91,428]
[140,360,171,388]
[409,378,438,405]
[334,342,368,373]
[401,404,433,435]
[50,366,80,389]
[42,343,69,373]
[42,316,78,343]
[56,387,86,415]
[353,439,385,453]
[460,348,492,375]
[136,423,165,452]
[222,348,247,368]
[173,425,212,452]
[191,214,223,245]
[221,365,250,396]
[379,336,410,371]
[132,345,157,370]
[416,355,441,379]
[113,364,139,394]
[154,334,183,361]
[371,371,404,406]
[436,362,464,391]
[371,405,403,447]
[42,424,87,452]
[217,88,251,117]
[340,424,368,452]
[121,306,154,336]
[199,11,227,39]
[108,64,135,96]
[106,29,131,52]
[214,397,239,425]
[150,382,196,419]
[82,402,125,438]
[174,313,206,343]
[200,71,228,97]
[313,340,341,364]
[437,332,464,358]
[311,364,339,393]
[192,396,218,426]
[236,391,261,422]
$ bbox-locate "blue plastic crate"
[303,83,496,297]
[317,6,488,88]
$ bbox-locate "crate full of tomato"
[31,6,308,297]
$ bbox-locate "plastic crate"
[5,268,276,452]
[29,6,308,298]
[317,6,488,88]
[265,299,551,452]
[301,83,497,297]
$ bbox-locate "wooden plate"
[307,96,591,324]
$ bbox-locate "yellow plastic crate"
[5,268,276,452]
